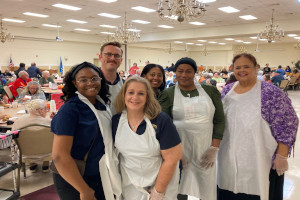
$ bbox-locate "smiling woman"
[113,76,182,200]
[51,61,122,200]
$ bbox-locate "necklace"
[181,89,191,97]
[129,118,143,129]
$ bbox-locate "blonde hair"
[114,76,161,120]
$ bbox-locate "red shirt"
[10,78,32,97]
[129,66,139,75]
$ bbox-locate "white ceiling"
[1,0,300,47]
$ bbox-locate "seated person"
[18,81,46,102]
[212,72,223,83]
[39,71,55,87]
[9,71,32,97]
[12,99,51,172]
[1,69,12,77]
[271,70,285,87]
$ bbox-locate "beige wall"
[0,27,299,73]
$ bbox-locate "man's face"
[99,45,123,72]
[21,73,29,80]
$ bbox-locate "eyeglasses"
[76,77,102,84]
[103,52,122,59]
[150,73,163,78]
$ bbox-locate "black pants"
[53,173,105,200]
[217,169,284,200]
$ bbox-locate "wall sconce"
[64,56,68,61]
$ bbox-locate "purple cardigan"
[222,81,298,155]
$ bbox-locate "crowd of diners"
[3,41,298,200]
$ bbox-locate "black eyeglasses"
[103,52,122,59]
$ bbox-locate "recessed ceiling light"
[2,18,25,23]
[158,25,174,28]
[197,40,207,42]
[250,36,258,39]
[52,4,82,11]
[98,13,121,18]
[287,34,297,37]
[132,20,151,24]
[218,43,226,45]
[243,42,252,44]
[164,15,178,20]
[127,29,141,32]
[259,38,267,41]
[186,43,194,45]
[208,41,217,43]
[99,24,116,28]
[218,6,240,13]
[23,12,48,18]
[239,15,257,20]
[42,24,61,28]
[174,41,183,43]
[294,36,300,39]
[67,19,87,24]
[196,44,204,46]
[74,28,91,32]
[189,21,206,25]
[101,32,114,35]
[200,0,216,3]
[131,6,156,13]
[235,40,243,42]
[98,0,118,3]
[225,38,234,40]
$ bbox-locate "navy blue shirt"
[51,95,105,176]
[112,112,181,150]
[27,65,42,78]
[271,75,285,87]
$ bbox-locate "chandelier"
[258,9,284,43]
[165,43,176,54]
[0,15,14,43]
[200,45,210,56]
[113,13,140,44]
[234,45,247,55]
[158,0,206,23]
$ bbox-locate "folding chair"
[14,124,53,178]
[279,79,289,95]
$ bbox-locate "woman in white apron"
[159,57,225,200]
[51,62,121,200]
[218,53,298,200]
[113,76,182,200]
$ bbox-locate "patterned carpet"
[20,185,59,200]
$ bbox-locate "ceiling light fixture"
[74,28,91,32]
[100,24,116,28]
[98,13,121,19]
[158,0,207,23]
[258,9,284,43]
[66,19,87,24]
[113,12,140,71]
[52,4,82,11]
[189,21,206,25]
[0,15,14,43]
[165,43,176,54]
[158,25,174,29]
[42,24,61,28]
[218,6,240,13]
[98,0,118,3]
[23,12,49,18]
[197,39,206,42]
[239,15,257,20]
[200,45,210,56]
[131,6,156,13]
[2,18,25,23]
[224,38,234,40]
[100,31,114,35]
[132,20,151,24]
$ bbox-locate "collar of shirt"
[105,73,121,85]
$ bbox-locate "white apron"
[217,80,277,200]
[109,75,123,115]
[173,84,216,200]
[115,111,179,200]
[76,92,122,200]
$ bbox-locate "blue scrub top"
[112,112,181,150]
[51,95,105,176]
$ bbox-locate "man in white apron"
[99,41,124,115]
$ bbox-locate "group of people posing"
[50,41,298,200]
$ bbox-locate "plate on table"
[0,120,7,124]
